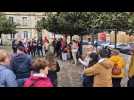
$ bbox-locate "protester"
[61,44,68,62]
[0,49,18,87]
[67,43,72,60]
[23,40,28,54]
[83,48,114,87]
[110,49,126,87]
[55,39,62,58]
[71,40,79,64]
[24,58,53,87]
[27,40,32,55]
[12,39,18,53]
[44,37,49,56]
[46,52,60,87]
[128,48,134,87]
[79,45,99,87]
[31,39,37,57]
[52,38,57,55]
[10,45,32,87]
[37,38,43,57]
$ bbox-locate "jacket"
[10,53,32,79]
[109,55,126,78]
[84,58,114,87]
[0,64,18,87]
[24,73,53,87]
[128,55,134,78]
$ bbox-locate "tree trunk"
[115,30,117,49]
[92,33,94,45]
[0,33,1,38]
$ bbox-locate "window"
[22,17,28,26]
[9,17,14,24]
[24,31,28,39]
[10,34,15,40]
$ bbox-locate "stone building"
[1,12,47,41]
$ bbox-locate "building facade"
[1,12,47,41]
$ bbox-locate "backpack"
[112,63,121,75]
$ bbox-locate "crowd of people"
[0,37,60,87]
[0,36,134,87]
[12,37,49,57]
[79,44,134,87]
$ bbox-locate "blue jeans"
[17,78,28,87]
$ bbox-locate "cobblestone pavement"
[57,60,83,87]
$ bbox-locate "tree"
[37,12,134,45]
[0,14,17,38]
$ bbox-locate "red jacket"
[24,76,53,87]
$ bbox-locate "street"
[57,60,83,87]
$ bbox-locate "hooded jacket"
[0,64,18,87]
[109,55,125,78]
[84,58,114,87]
[24,73,53,87]
[10,53,32,79]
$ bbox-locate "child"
[24,58,53,87]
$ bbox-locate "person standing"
[110,50,126,87]
[0,49,18,87]
[24,58,53,87]
[78,45,99,87]
[31,39,37,57]
[61,42,68,62]
[10,45,32,87]
[71,40,79,65]
[83,48,114,87]
[12,39,18,54]
[37,38,43,57]
[52,38,57,55]
[27,40,32,55]
[55,39,61,58]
